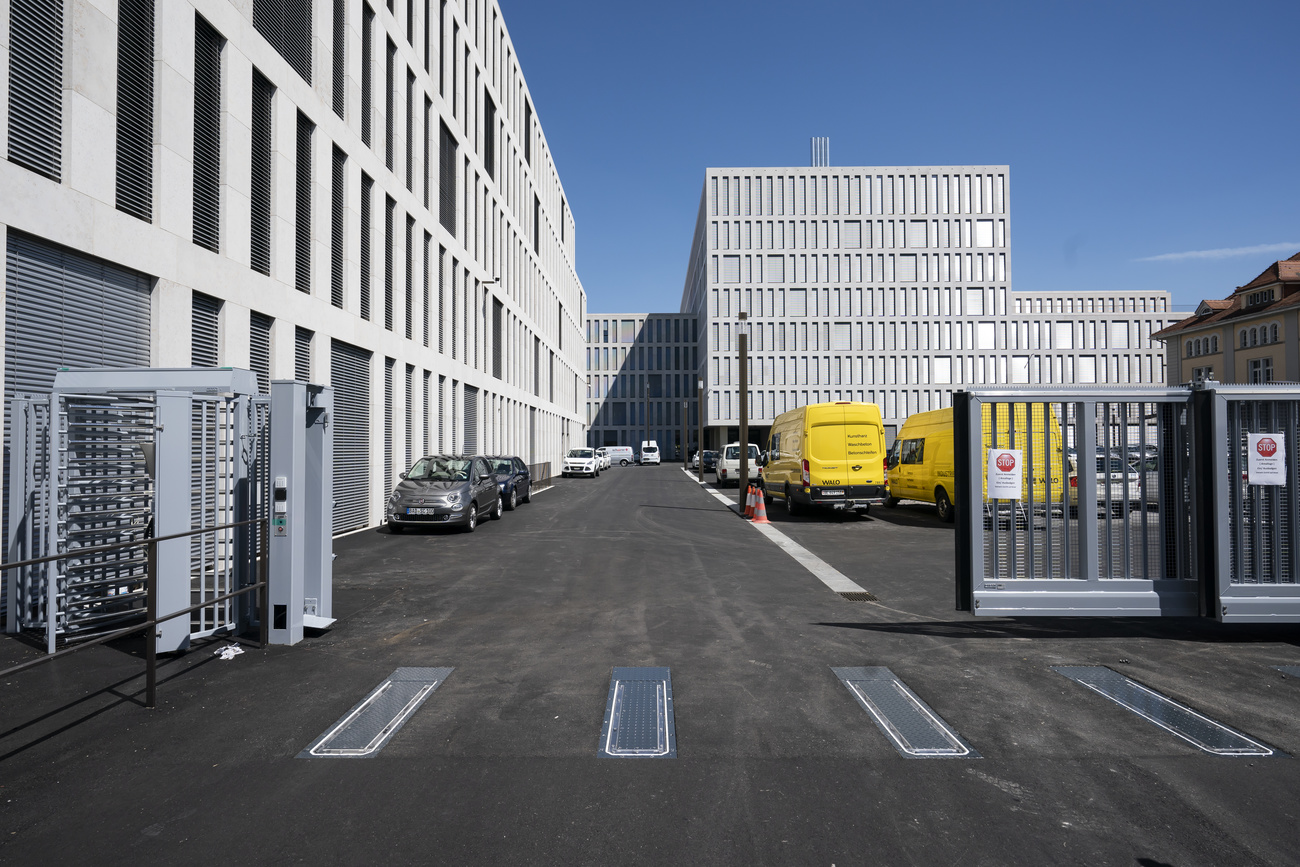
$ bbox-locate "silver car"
[386,455,503,533]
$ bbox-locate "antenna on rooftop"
[810,137,829,167]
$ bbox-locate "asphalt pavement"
[1,464,1299,865]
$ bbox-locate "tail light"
[801,459,810,487]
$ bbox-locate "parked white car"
[594,447,612,470]
[1069,453,1142,514]
[714,442,760,487]
[562,448,601,478]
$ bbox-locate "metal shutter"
[463,386,478,454]
[250,71,274,275]
[192,16,224,253]
[385,39,395,171]
[192,292,220,366]
[422,231,431,347]
[404,364,414,471]
[437,245,445,351]
[533,195,540,253]
[406,70,415,191]
[484,95,496,180]
[422,371,431,455]
[294,111,313,293]
[439,122,457,234]
[492,298,503,379]
[331,146,346,307]
[405,215,414,339]
[250,311,272,392]
[523,101,531,165]
[115,0,154,222]
[332,0,345,118]
[423,97,431,209]
[438,374,445,451]
[295,326,312,381]
[384,196,394,330]
[361,5,373,146]
[384,358,394,486]
[330,339,371,533]
[253,0,312,84]
[360,173,373,319]
[7,0,63,181]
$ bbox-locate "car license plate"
[822,490,844,496]
[406,507,437,516]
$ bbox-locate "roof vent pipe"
[811,137,829,167]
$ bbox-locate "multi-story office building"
[1,0,585,533]
[1154,252,1300,385]
[584,313,700,457]
[679,162,1190,444]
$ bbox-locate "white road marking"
[682,467,871,596]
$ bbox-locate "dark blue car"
[487,455,532,511]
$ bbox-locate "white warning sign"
[987,449,1023,500]
[1247,433,1287,486]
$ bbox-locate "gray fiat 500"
[386,455,503,533]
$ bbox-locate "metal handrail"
[0,517,271,707]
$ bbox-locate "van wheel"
[884,495,899,508]
[936,488,955,523]
[785,485,802,516]
[620,459,629,466]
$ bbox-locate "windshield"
[491,459,514,474]
[724,445,759,459]
[568,449,594,459]
[407,457,472,481]
[644,446,658,453]
[1096,457,1132,474]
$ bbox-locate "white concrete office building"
[1,0,586,533]
[680,164,1189,442]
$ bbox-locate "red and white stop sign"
[1257,437,1278,457]
[996,452,1017,472]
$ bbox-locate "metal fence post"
[259,518,270,648]
[145,533,157,709]
[954,391,972,611]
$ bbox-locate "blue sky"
[497,0,1300,316]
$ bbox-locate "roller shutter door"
[330,340,371,533]
[463,385,478,454]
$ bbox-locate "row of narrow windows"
[1185,325,1282,358]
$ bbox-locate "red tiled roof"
[1152,253,1300,340]
[1235,251,1300,293]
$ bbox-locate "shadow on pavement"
[815,617,1300,646]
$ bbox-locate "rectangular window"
[115,0,154,222]
[439,122,457,234]
[250,311,273,392]
[294,111,314,293]
[192,16,224,253]
[332,0,345,117]
[493,298,503,379]
[360,172,373,319]
[438,0,446,96]
[1250,358,1274,384]
[438,244,446,351]
[295,326,313,381]
[331,146,346,307]
[384,358,394,484]
[524,101,532,165]
[908,221,927,248]
[405,215,415,339]
[405,69,415,190]
[250,70,274,275]
[533,195,541,253]
[896,254,917,282]
[361,6,373,146]
[975,219,994,247]
[483,94,496,180]
[253,0,312,83]
[423,96,432,209]
[385,39,395,171]
[7,0,63,180]
[384,195,395,330]
[192,292,221,366]
[422,231,431,347]
[787,289,807,316]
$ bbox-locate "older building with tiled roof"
[1152,253,1300,384]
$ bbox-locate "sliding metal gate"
[956,385,1300,622]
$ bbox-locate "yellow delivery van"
[762,401,887,515]
[885,404,1066,523]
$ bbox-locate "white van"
[601,446,636,467]
[639,441,660,465]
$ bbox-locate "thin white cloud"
[1138,242,1300,263]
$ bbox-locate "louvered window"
[253,0,312,84]
[423,0,431,73]
[192,16,224,253]
[192,292,221,366]
[361,6,373,146]
[422,232,431,347]
[439,122,457,234]
[437,245,446,351]
[295,111,314,294]
[330,340,371,532]
[360,172,373,319]
[250,71,274,275]
[533,195,540,254]
[463,386,478,454]
[295,327,313,381]
[115,0,154,222]
[483,94,496,180]
[406,0,413,46]
[332,0,345,118]
[423,97,432,209]
[385,39,395,171]
[331,146,346,307]
[437,374,446,451]
[383,195,394,330]
[405,215,414,339]
[422,371,431,454]
[384,358,394,485]
[405,70,415,191]
[492,298,503,379]
[524,101,532,166]
[438,0,446,96]
[250,311,273,392]
[7,0,63,181]
[405,364,414,471]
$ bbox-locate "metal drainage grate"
[1276,666,1300,678]
[839,591,878,602]
[832,667,978,758]
[1053,666,1275,757]
[598,667,676,758]
[299,667,452,758]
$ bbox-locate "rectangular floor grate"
[1053,666,1274,757]
[299,667,453,758]
[832,666,978,758]
[598,667,676,758]
[1276,666,1300,678]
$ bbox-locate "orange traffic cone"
[752,490,771,524]
[744,485,756,518]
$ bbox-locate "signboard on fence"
[987,449,1023,499]
[1247,433,1287,486]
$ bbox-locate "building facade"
[1153,253,1300,385]
[1,0,586,534]
[679,164,1189,445]
[583,313,700,457]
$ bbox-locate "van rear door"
[807,405,847,487]
[842,404,883,488]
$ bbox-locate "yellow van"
[885,404,1067,523]
[761,401,887,515]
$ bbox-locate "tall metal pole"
[738,312,748,509]
[145,532,157,709]
[681,399,688,469]
[644,381,650,457]
[697,379,705,483]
